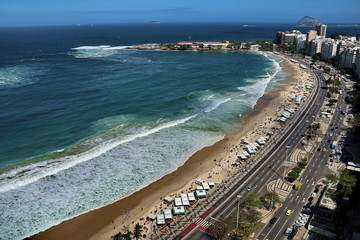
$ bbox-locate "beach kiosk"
[164,196,173,203]
[174,197,183,206]
[202,182,210,190]
[147,214,156,221]
[163,209,173,220]
[187,192,196,202]
[180,193,190,206]
[195,189,207,198]
[247,148,256,155]
[156,214,165,225]
[172,206,186,215]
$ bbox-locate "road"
[179,66,334,240]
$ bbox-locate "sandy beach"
[32,52,311,240]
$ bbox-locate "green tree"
[339,170,357,196]
[326,174,338,184]
[206,218,230,240]
[261,191,282,209]
[241,193,263,209]
[133,223,143,240]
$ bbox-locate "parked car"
[284,227,292,236]
[246,185,252,191]
[286,209,293,216]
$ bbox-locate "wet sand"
[32,52,307,240]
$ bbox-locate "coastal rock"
[297,16,320,27]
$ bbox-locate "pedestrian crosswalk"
[194,217,212,228]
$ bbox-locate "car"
[322,148,327,152]
[284,227,292,236]
[270,217,278,224]
[246,185,252,191]
[286,209,293,216]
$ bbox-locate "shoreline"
[32,52,307,240]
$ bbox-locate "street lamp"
[236,195,242,229]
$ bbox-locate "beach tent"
[238,154,247,160]
[172,206,186,215]
[282,112,291,118]
[174,197,183,206]
[164,209,173,220]
[164,196,173,203]
[147,214,156,221]
[279,117,287,122]
[202,182,210,190]
[196,185,204,190]
[187,192,196,201]
[156,214,165,225]
[254,142,260,148]
[208,182,215,187]
[195,189,207,198]
[247,148,256,154]
[250,143,257,149]
[288,109,295,114]
[180,193,190,206]
[243,151,250,157]
[256,139,265,145]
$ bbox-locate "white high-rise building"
[321,39,338,61]
[340,47,358,68]
[295,34,307,51]
[309,38,327,56]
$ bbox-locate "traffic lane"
[261,147,332,239]
[185,72,324,239]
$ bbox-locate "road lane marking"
[273,221,288,240]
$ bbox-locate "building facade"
[355,52,360,79]
[339,47,358,68]
[315,24,327,37]
[295,34,307,51]
[321,39,338,61]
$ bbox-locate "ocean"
[0,23,359,239]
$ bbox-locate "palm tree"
[112,232,123,240]
[133,223,143,240]
[262,191,282,209]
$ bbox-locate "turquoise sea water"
[0,23,359,239]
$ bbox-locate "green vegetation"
[277,43,295,53]
[338,170,357,197]
[307,123,321,140]
[349,83,360,131]
[328,32,349,39]
[287,158,308,182]
[326,174,339,184]
[206,192,280,240]
[260,191,282,209]
[112,223,143,240]
[311,53,323,64]
[255,40,274,51]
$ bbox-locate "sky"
[0,0,359,27]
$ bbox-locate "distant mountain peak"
[297,16,320,27]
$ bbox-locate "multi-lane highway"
[179,66,337,240]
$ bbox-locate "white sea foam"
[237,54,282,107]
[0,65,44,88]
[204,98,231,113]
[0,115,197,193]
[0,117,223,240]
